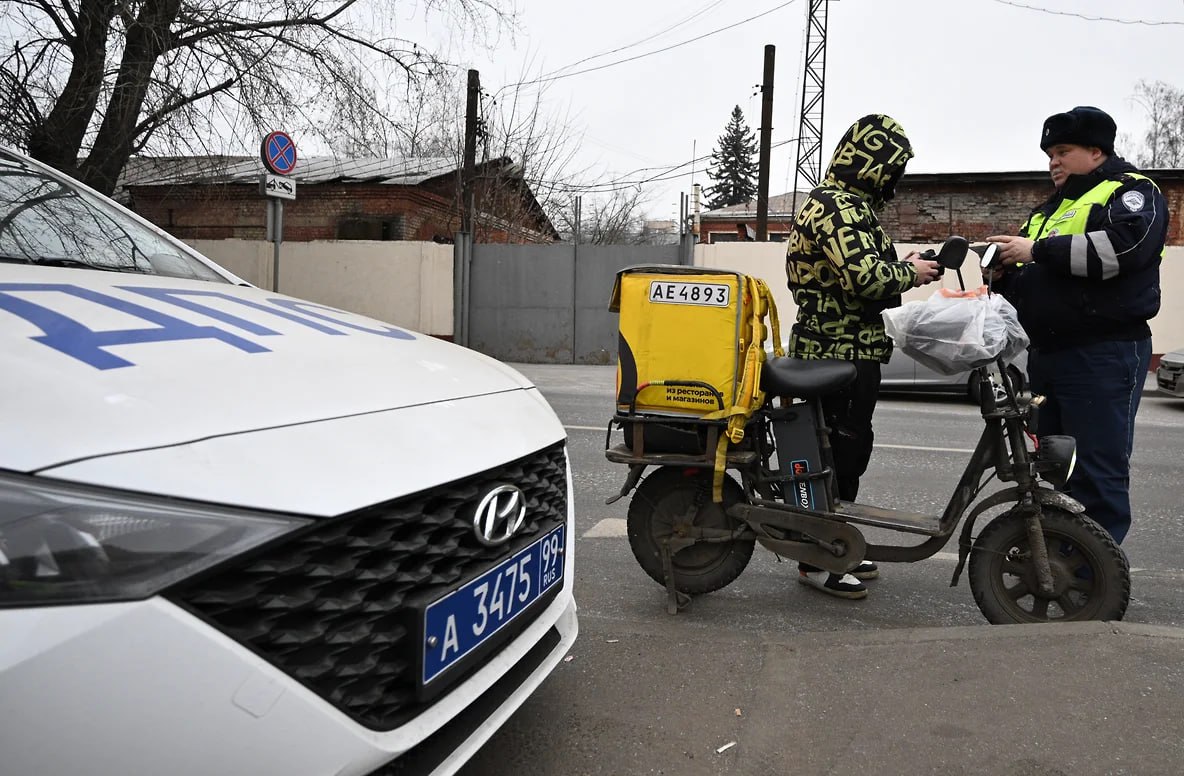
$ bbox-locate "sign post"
[260,131,298,291]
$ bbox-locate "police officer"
[988,105,1166,545]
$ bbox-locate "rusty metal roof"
[700,191,813,219]
[118,155,463,187]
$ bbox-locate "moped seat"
[761,356,857,399]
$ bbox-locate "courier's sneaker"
[851,560,879,580]
[798,569,867,599]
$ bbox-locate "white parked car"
[0,146,577,776]
[880,346,1029,400]
[1157,347,1184,397]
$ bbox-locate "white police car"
[0,146,577,775]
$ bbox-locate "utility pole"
[755,44,775,241]
[461,69,480,234]
[792,0,831,217]
[454,68,480,350]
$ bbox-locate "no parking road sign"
[260,131,296,293]
[261,131,297,176]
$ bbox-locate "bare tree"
[355,66,601,243]
[466,76,593,242]
[389,72,464,159]
[317,64,461,160]
[551,187,654,245]
[0,0,514,195]
[1128,79,1184,167]
[340,58,669,244]
[466,67,679,244]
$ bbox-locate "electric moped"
[604,238,1130,624]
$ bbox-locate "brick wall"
[699,170,1184,246]
[128,178,556,244]
[879,178,1039,242]
[128,184,463,242]
[882,172,1184,244]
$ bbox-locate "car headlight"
[1035,435,1077,488]
[0,472,311,607]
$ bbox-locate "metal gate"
[458,242,685,364]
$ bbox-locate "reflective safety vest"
[1024,172,1161,243]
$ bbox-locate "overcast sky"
[437,0,1184,220]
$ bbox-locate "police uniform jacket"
[998,155,1165,351]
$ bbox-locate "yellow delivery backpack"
[608,265,783,500]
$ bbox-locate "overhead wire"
[521,0,1182,209]
[534,137,798,195]
[783,13,809,197]
[535,0,730,82]
[479,0,803,200]
[990,0,1184,25]
[498,0,801,92]
[540,150,732,193]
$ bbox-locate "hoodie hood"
[823,114,914,210]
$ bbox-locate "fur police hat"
[1040,106,1116,154]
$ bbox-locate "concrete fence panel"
[183,237,1183,360]
[188,238,454,337]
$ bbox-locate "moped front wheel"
[627,467,754,595]
[968,507,1130,624]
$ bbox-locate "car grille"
[166,442,567,730]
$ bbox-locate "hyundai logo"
[472,485,527,546]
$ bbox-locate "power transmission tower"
[791,0,831,216]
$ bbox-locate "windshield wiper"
[0,254,132,272]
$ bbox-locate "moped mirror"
[918,235,970,270]
[972,242,1000,270]
[918,236,971,290]
[934,235,969,271]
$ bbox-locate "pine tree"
[704,106,759,209]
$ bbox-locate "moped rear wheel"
[968,507,1130,624]
[627,467,754,595]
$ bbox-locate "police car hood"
[1,266,538,474]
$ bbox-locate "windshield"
[0,150,228,282]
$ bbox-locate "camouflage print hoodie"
[785,114,918,362]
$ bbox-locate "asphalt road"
[457,364,1184,775]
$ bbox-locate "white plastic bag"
[882,287,1029,375]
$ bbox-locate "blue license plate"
[422,524,565,685]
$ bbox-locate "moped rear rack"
[605,389,832,504]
